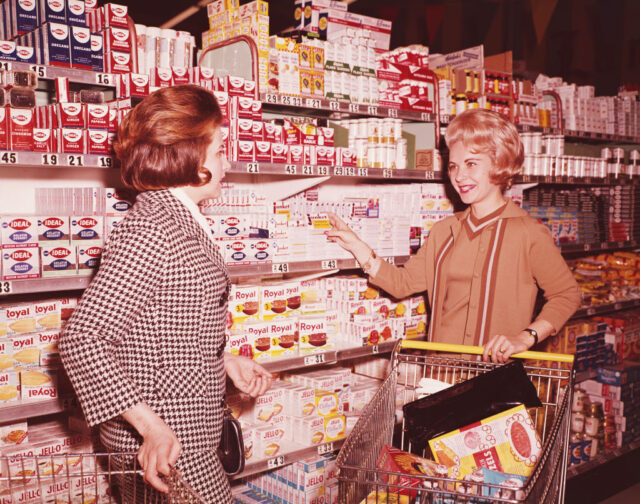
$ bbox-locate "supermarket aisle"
[599,483,640,503]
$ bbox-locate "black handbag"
[217,405,245,476]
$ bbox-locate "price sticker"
[247,162,260,173]
[285,164,297,175]
[98,156,113,168]
[281,95,292,105]
[302,165,315,175]
[387,108,398,118]
[317,442,335,455]
[0,281,12,295]
[317,166,329,176]
[321,260,338,270]
[306,98,321,109]
[382,169,393,179]
[304,353,326,366]
[420,112,430,121]
[522,175,531,183]
[367,106,378,115]
[614,303,622,310]
[357,167,368,177]
[424,171,436,180]
[586,308,596,316]
[544,176,552,184]
[272,263,289,274]
[371,345,380,354]
[617,242,624,248]
[0,152,18,164]
[348,103,360,113]
[41,153,58,166]
[0,61,11,71]
[345,166,355,176]
[584,243,591,251]
[67,155,84,167]
[267,456,285,469]
[95,73,112,85]
[329,101,340,111]
[291,96,303,107]
[265,94,278,104]
[333,166,344,176]
[384,257,395,265]
[29,65,46,78]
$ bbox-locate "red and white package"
[105,51,133,74]
[244,80,257,98]
[107,107,118,132]
[55,77,70,103]
[251,99,262,121]
[59,128,86,153]
[8,108,35,151]
[231,96,254,119]
[188,67,215,86]
[57,103,85,128]
[233,119,254,141]
[103,3,129,28]
[255,141,271,162]
[102,26,131,52]
[213,91,229,119]
[271,143,288,163]
[87,129,110,154]
[32,129,56,153]
[150,67,173,88]
[304,145,317,165]
[236,140,255,162]
[317,146,335,166]
[289,144,304,164]
[252,120,264,141]
[85,104,109,129]
[0,109,8,150]
[337,147,356,167]
[227,76,245,97]
[172,67,189,86]
[117,73,150,98]
[317,127,334,146]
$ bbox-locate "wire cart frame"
[337,341,575,504]
[0,452,205,503]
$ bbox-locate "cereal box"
[429,404,542,479]
[77,244,103,274]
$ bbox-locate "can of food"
[572,411,585,433]
[531,133,543,154]
[366,142,377,168]
[524,154,534,175]
[393,119,403,141]
[543,135,553,155]
[382,119,394,144]
[396,138,408,170]
[355,139,367,167]
[584,413,600,437]
[455,94,467,116]
[582,435,594,462]
[385,144,396,169]
[570,432,583,465]
[539,155,551,177]
[572,388,587,413]
[596,159,608,178]
[357,119,367,139]
[613,148,625,163]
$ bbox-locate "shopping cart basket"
[337,341,575,504]
[0,451,205,503]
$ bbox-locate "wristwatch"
[360,249,377,274]
[523,327,539,346]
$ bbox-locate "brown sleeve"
[529,222,581,332]
[368,238,430,299]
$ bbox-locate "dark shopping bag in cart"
[402,360,542,450]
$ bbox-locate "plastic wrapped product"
[6,70,37,88]
[79,89,105,104]
[9,88,36,108]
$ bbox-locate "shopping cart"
[0,451,205,503]
[337,341,575,504]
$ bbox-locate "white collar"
[169,187,216,244]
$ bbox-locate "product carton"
[77,244,102,274]
[41,244,76,276]
[243,320,271,361]
[2,248,40,280]
[70,25,91,69]
[267,318,297,359]
[0,421,27,447]
[292,415,324,446]
[250,387,285,425]
[59,127,85,153]
[0,371,20,404]
[1,216,38,249]
[66,0,85,26]
[10,333,40,369]
[229,284,260,328]
[70,216,103,245]
[260,282,301,320]
[21,367,58,401]
[8,107,34,151]
[90,33,104,71]
[323,414,345,442]
[39,22,71,67]
[254,424,285,458]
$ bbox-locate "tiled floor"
[599,483,640,503]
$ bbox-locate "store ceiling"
[126,0,640,95]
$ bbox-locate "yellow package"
[429,404,542,480]
[323,414,345,442]
[315,390,338,417]
[359,491,409,504]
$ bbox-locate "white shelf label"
[302,165,315,175]
[281,95,302,107]
[382,169,393,179]
[424,171,436,180]
[583,243,591,251]
[384,256,395,265]
[586,308,596,316]
[348,103,360,113]
[95,73,112,85]
[614,303,622,310]
[305,98,321,109]
[246,162,260,173]
[421,112,430,121]
[267,456,285,469]
[0,281,12,295]
[345,167,355,176]
[67,154,84,167]
[333,166,344,176]
[0,152,18,164]
[265,94,278,104]
[317,166,329,176]
[357,168,368,177]
[285,164,297,175]
[97,156,113,168]
[29,65,47,78]
[304,353,326,366]
[328,101,340,111]
[0,61,11,71]
[272,263,289,274]
[41,153,59,166]
[367,106,378,115]
[371,345,380,354]
[387,108,398,118]
[321,260,338,270]
[317,442,334,455]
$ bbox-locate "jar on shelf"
[570,431,584,465]
[571,410,585,434]
[603,415,617,451]
[455,94,468,116]
[572,388,587,413]
[584,401,603,437]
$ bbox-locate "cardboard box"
[70,25,91,69]
[8,107,34,151]
[1,216,38,249]
[2,248,40,280]
[77,244,102,274]
[41,244,76,276]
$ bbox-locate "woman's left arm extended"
[224,353,272,397]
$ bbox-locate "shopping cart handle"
[400,340,574,363]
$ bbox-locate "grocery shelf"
[0,151,116,170]
[0,60,116,87]
[261,93,435,122]
[0,396,77,423]
[233,438,345,479]
[228,161,445,181]
[335,340,398,360]
[0,277,92,296]
[571,298,640,319]
[568,439,640,479]
[560,240,639,255]
[575,370,597,384]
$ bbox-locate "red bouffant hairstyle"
[445,109,524,191]
[114,85,223,191]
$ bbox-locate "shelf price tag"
[387,108,398,118]
[382,169,393,179]
[317,166,329,176]
[614,303,622,310]
[317,442,335,455]
[420,112,430,121]
[0,281,12,295]
[348,103,360,113]
[95,73,112,85]
[97,156,113,168]
[333,166,344,176]
[321,259,337,270]
[305,98,321,109]
[29,65,46,78]
[247,162,260,173]
[345,167,355,176]
[267,456,286,469]
[302,165,315,175]
[265,93,278,104]
[41,153,58,166]
[424,171,436,180]
[281,95,302,107]
[285,164,297,175]
[384,257,395,265]
[357,168,368,177]
[304,353,326,366]
[367,106,378,115]
[586,308,596,316]
[329,101,340,111]
[272,263,289,274]
[583,243,591,252]
[371,345,380,354]
[0,152,18,164]
[67,154,84,167]
[0,61,11,71]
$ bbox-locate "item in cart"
[359,491,409,504]
[376,445,442,498]
[429,404,543,479]
[479,468,527,499]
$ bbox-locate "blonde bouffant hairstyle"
[445,109,524,191]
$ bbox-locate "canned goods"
[455,94,468,116]
[582,435,594,462]
[385,144,396,169]
[572,388,587,413]
[356,119,367,139]
[570,432,584,465]
[596,159,608,178]
[355,139,367,167]
[521,133,532,155]
[524,154,534,175]
[396,138,408,170]
[393,119,402,141]
[584,414,600,437]
[572,412,585,433]
[613,148,625,163]
[532,133,543,154]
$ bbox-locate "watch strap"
[523,327,538,346]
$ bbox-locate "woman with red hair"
[61,85,271,502]
[328,109,580,362]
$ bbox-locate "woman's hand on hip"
[225,353,273,397]
[482,332,534,363]
[122,403,181,493]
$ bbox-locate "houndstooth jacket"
[60,189,232,501]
